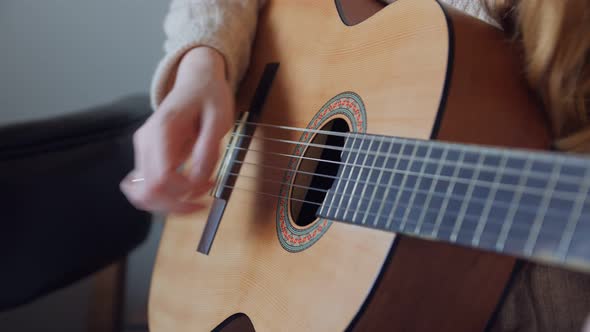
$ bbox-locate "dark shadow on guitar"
[335,0,386,26]
[212,313,255,332]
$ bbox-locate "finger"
[186,179,215,200]
[120,170,193,212]
[123,185,206,215]
[188,102,229,184]
[167,201,208,215]
[121,175,208,215]
[131,109,197,201]
[158,177,213,214]
[142,110,194,179]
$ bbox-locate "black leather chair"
[0,95,152,320]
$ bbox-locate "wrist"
[175,47,228,86]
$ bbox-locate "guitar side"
[350,4,551,331]
[148,1,551,331]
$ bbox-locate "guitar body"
[149,0,551,331]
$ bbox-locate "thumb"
[189,102,230,186]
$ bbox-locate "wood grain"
[148,1,551,331]
[149,0,448,331]
[349,5,551,331]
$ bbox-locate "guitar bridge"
[197,63,279,255]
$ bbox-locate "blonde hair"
[485,0,590,138]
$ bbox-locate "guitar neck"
[317,133,590,272]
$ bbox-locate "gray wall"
[0,0,167,122]
[0,0,169,331]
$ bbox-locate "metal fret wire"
[368,136,397,227]
[556,168,590,260]
[400,144,433,232]
[431,148,466,238]
[230,159,582,223]
[218,182,585,254]
[353,135,385,223]
[524,162,562,255]
[414,145,449,234]
[392,144,419,231]
[472,151,509,246]
[343,136,374,221]
[496,158,533,251]
[329,131,359,218]
[381,143,413,230]
[451,153,486,242]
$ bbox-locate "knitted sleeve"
[443,0,493,23]
[149,0,490,110]
[150,0,266,109]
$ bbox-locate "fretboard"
[316,133,590,272]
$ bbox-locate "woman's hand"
[121,47,234,214]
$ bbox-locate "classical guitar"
[149,0,590,331]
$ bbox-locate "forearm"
[151,0,266,109]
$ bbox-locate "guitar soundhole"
[290,117,350,227]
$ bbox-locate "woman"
[120,0,590,330]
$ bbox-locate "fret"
[324,134,359,218]
[356,136,386,224]
[345,136,379,223]
[472,152,509,246]
[317,133,590,273]
[487,156,521,247]
[383,142,417,230]
[334,135,368,221]
[368,138,397,226]
[566,200,590,265]
[390,142,420,231]
[322,137,584,189]
[531,196,574,260]
[431,148,466,239]
[404,146,433,232]
[553,165,584,194]
[414,146,449,235]
[323,156,583,202]
[400,143,432,233]
[450,152,486,243]
[375,139,406,229]
[496,157,533,252]
[523,161,562,256]
[332,143,583,186]
[556,167,590,261]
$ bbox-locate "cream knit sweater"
[150,0,490,109]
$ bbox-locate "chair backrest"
[0,95,152,311]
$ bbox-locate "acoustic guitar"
[148,0,590,331]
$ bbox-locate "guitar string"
[226,134,584,184]
[218,182,577,248]
[225,128,589,186]
[231,120,590,166]
[221,161,588,237]
[226,165,571,219]
[209,119,587,245]
[223,147,586,202]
